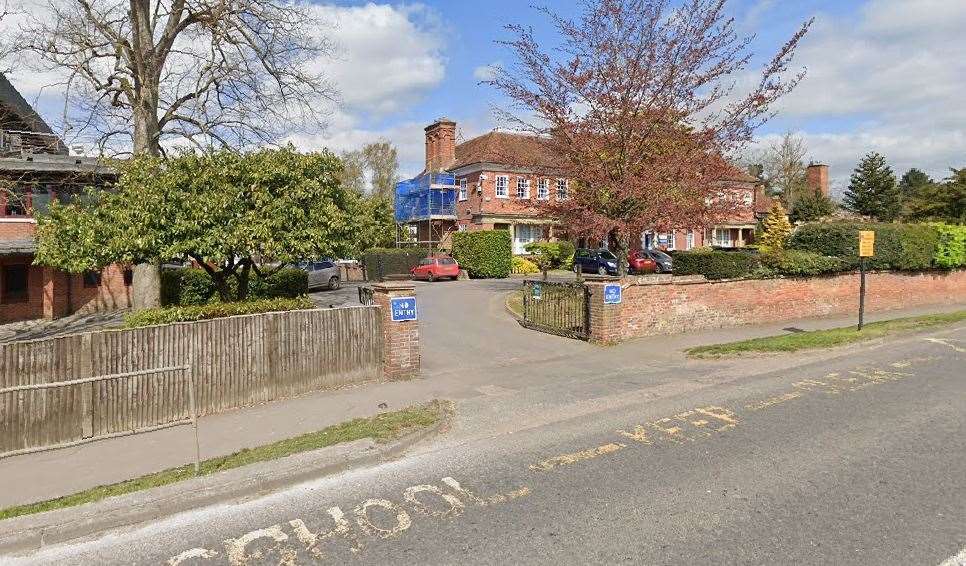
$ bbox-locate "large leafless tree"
[488,0,812,273]
[13,0,338,307]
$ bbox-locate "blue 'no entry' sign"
[390,297,418,322]
[603,284,622,305]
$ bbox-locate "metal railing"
[520,280,590,340]
[0,365,201,473]
[358,286,375,306]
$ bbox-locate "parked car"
[643,249,674,273]
[411,256,460,281]
[297,259,341,290]
[628,249,657,274]
[573,248,620,275]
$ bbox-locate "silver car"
[298,260,341,290]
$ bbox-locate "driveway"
[412,276,597,377]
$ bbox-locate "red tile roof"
[450,131,562,172]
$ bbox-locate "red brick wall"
[456,170,562,226]
[0,259,45,323]
[600,270,966,341]
[0,219,37,239]
[69,264,132,315]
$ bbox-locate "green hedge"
[933,223,966,269]
[760,250,846,277]
[362,248,427,281]
[124,297,317,328]
[788,222,939,271]
[511,256,540,274]
[672,249,761,280]
[451,230,512,278]
[161,267,308,306]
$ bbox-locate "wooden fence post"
[79,333,94,438]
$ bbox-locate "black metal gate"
[520,280,589,340]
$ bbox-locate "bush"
[523,241,574,271]
[760,250,846,277]
[253,268,309,298]
[932,223,966,269]
[161,267,308,305]
[124,297,317,328]
[451,230,512,278]
[789,221,939,271]
[673,249,761,280]
[511,256,540,274]
[362,248,427,281]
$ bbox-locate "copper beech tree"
[488,0,812,274]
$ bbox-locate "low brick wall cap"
[372,281,416,292]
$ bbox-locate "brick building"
[0,73,130,323]
[402,118,790,255]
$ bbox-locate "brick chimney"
[806,163,830,197]
[424,118,456,172]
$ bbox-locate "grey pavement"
[10,322,966,564]
[0,277,963,509]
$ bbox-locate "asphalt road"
[9,327,966,565]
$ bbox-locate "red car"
[411,256,460,281]
[628,249,658,274]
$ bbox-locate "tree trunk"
[236,261,252,301]
[131,263,161,310]
[129,94,163,310]
[615,233,630,277]
[212,272,232,303]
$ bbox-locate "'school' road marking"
[167,477,530,565]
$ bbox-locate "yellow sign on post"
[859,230,875,257]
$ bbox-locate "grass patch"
[506,290,524,318]
[0,400,447,521]
[687,311,966,359]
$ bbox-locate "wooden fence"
[0,306,383,455]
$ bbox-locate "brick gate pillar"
[372,281,420,380]
[41,267,70,320]
[584,278,623,345]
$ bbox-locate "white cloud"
[758,0,966,186]
[313,3,446,116]
[473,63,500,82]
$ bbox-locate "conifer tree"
[843,152,901,221]
[759,201,792,253]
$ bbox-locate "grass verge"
[0,400,447,521]
[687,310,966,359]
[506,290,524,318]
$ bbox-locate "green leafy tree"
[36,146,365,302]
[358,195,397,251]
[790,189,836,223]
[843,152,901,221]
[758,201,792,253]
[899,168,933,197]
[902,168,966,223]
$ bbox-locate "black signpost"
[857,231,875,330]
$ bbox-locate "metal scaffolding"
[394,171,459,252]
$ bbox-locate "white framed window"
[495,176,509,198]
[537,179,549,200]
[742,191,753,206]
[556,179,568,200]
[713,228,733,247]
[458,178,467,201]
[457,224,467,232]
[685,230,694,250]
[665,231,676,251]
[513,224,541,254]
[516,178,530,199]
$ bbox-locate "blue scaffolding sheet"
[394,172,458,222]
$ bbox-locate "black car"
[573,248,620,275]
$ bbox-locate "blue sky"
[6,0,966,193]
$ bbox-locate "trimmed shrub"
[124,297,317,328]
[362,247,427,281]
[932,223,966,269]
[451,230,512,278]
[760,250,846,277]
[161,267,308,305]
[511,256,540,274]
[160,268,216,306]
[253,268,309,299]
[672,249,761,280]
[523,241,574,271]
[789,221,940,271]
